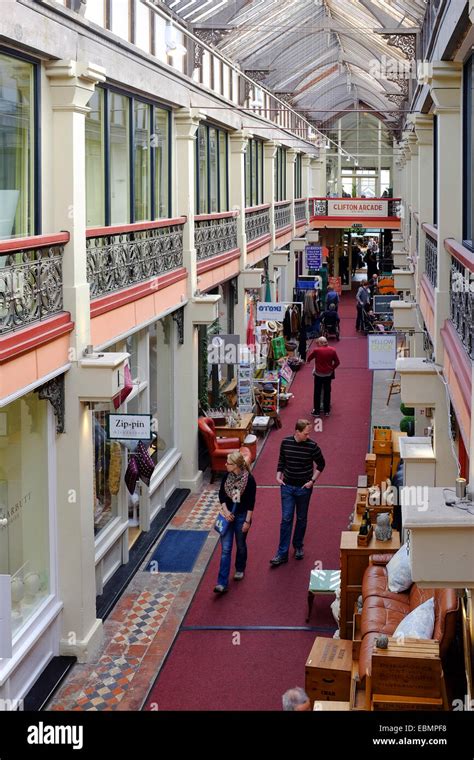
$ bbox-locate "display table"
[307,569,340,623]
[214,413,254,444]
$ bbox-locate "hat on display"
[267,320,278,333]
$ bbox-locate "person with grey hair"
[282,687,311,711]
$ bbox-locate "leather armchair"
[198,417,241,482]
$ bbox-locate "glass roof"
[164,0,427,131]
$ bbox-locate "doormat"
[144,529,208,573]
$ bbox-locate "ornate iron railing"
[245,205,271,243]
[425,233,438,288]
[0,234,67,335]
[449,253,474,360]
[388,199,402,217]
[274,201,292,230]
[294,199,307,223]
[194,213,238,261]
[310,199,328,216]
[86,220,184,299]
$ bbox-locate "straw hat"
[266,320,279,333]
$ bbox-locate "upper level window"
[0,51,36,239]
[85,87,171,227]
[294,153,302,198]
[463,58,473,249]
[245,138,264,207]
[196,123,228,214]
[274,146,287,202]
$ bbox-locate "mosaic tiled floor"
[47,489,219,711]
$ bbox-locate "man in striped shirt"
[270,419,326,565]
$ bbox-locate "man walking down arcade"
[270,419,325,565]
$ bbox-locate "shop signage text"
[328,200,388,217]
[368,334,397,370]
[256,302,286,321]
[108,414,152,440]
[306,245,322,269]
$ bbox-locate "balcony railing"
[446,240,474,360]
[86,219,185,299]
[194,212,238,261]
[274,201,292,230]
[0,233,68,335]
[245,204,271,243]
[424,227,438,288]
[294,199,307,223]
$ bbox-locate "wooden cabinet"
[339,531,401,640]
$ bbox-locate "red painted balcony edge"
[420,273,435,312]
[274,200,292,207]
[244,203,271,213]
[294,198,307,203]
[0,312,74,363]
[90,268,188,318]
[295,219,307,228]
[445,238,474,273]
[309,216,400,223]
[309,197,402,202]
[422,223,438,241]
[196,249,241,275]
[195,211,239,222]
[86,217,187,238]
[0,232,70,254]
[275,224,293,237]
[440,319,472,413]
[247,234,272,253]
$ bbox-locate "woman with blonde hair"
[214,451,256,594]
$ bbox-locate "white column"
[175,108,201,298]
[413,114,434,289]
[302,155,311,221]
[286,148,297,238]
[429,62,462,364]
[45,59,106,662]
[407,133,419,262]
[263,140,278,251]
[310,157,326,197]
[229,130,249,344]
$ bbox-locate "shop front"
[0,391,61,703]
[93,313,178,592]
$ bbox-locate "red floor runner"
[145,291,371,711]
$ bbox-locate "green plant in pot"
[400,403,415,416]
[400,416,415,436]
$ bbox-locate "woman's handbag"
[214,502,237,537]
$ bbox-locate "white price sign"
[108,414,152,440]
[256,302,286,321]
[368,334,397,370]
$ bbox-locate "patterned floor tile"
[184,488,220,529]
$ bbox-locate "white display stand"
[399,436,436,487]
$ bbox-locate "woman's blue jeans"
[217,513,248,587]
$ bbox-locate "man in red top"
[307,336,340,417]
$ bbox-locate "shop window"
[0,394,50,635]
[86,88,171,226]
[196,123,228,214]
[93,409,121,536]
[274,146,287,201]
[85,88,105,226]
[463,58,473,249]
[245,138,263,207]
[294,153,302,198]
[0,51,36,239]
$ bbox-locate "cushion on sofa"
[393,597,435,640]
[386,543,412,593]
[362,564,411,604]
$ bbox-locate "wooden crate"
[305,638,352,703]
[373,439,393,455]
[373,426,392,442]
[371,639,442,700]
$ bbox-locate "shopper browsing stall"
[307,336,340,416]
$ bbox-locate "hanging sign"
[107,413,152,440]
[368,334,397,370]
[328,200,388,217]
[306,245,322,269]
[256,302,286,321]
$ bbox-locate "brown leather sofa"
[358,553,458,681]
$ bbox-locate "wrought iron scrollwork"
[425,235,438,288]
[172,307,184,345]
[0,244,64,335]
[450,257,474,360]
[274,203,292,230]
[245,207,271,243]
[381,33,417,60]
[194,217,238,261]
[86,224,184,299]
[35,375,65,434]
[294,200,307,223]
[311,200,328,216]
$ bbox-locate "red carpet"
[145,292,371,710]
